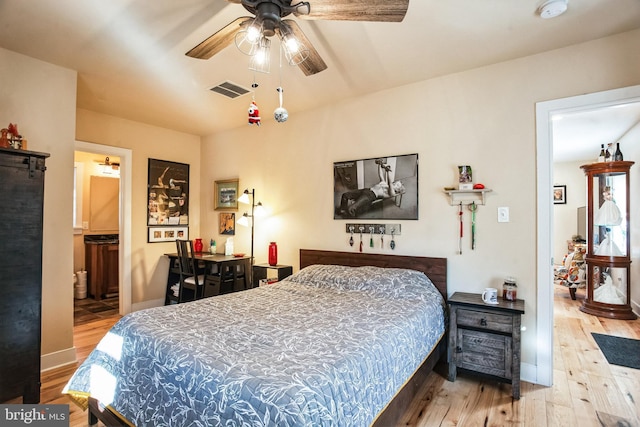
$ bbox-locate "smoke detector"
[538,0,568,19]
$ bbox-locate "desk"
[164,253,251,305]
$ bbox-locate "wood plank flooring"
[3,285,640,426]
[400,286,640,427]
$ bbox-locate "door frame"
[535,84,640,386]
[75,140,132,315]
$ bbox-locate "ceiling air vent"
[209,81,251,99]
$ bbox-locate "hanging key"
[390,227,396,250]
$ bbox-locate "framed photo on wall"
[219,212,235,235]
[148,226,189,243]
[148,158,189,226]
[214,179,239,210]
[554,185,567,204]
[334,153,419,220]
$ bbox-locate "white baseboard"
[132,298,164,312]
[521,362,540,386]
[41,346,77,372]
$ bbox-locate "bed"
[64,249,448,426]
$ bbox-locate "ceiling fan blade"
[281,20,327,76]
[186,16,253,59]
[297,0,409,22]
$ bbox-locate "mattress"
[64,264,446,426]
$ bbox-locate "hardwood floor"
[400,286,640,427]
[4,285,640,426]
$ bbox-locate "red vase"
[268,242,278,266]
[194,238,203,253]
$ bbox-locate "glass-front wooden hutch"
[580,161,636,320]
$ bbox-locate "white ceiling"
[1,0,639,160]
[552,101,640,163]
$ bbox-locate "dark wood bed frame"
[87,249,448,427]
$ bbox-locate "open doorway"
[535,84,640,386]
[74,141,132,318]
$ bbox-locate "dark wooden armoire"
[0,147,49,403]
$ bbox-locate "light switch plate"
[498,207,510,223]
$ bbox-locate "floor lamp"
[238,188,262,287]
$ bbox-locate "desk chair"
[205,258,247,296]
[176,239,205,302]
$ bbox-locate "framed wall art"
[148,226,189,243]
[148,158,189,226]
[553,185,567,204]
[334,153,419,220]
[214,179,239,210]
[219,212,235,235]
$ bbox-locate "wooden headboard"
[299,249,447,300]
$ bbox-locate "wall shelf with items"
[444,189,492,206]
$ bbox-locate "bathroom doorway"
[74,141,132,315]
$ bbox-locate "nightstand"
[252,263,293,288]
[447,291,525,399]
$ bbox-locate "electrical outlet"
[497,207,510,223]
[82,221,89,230]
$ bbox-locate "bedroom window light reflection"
[89,365,117,406]
[96,331,124,361]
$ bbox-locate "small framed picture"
[553,185,567,204]
[219,212,235,235]
[214,179,239,210]
[148,226,189,243]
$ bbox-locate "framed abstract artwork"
[219,212,235,235]
[147,158,189,226]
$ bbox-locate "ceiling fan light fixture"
[248,37,271,73]
[538,0,568,19]
[234,20,262,55]
[279,25,309,65]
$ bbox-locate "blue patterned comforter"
[64,264,446,427]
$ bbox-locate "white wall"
[0,47,77,364]
[201,29,640,377]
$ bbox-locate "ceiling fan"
[96,157,120,172]
[186,0,410,76]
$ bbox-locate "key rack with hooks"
[345,224,401,235]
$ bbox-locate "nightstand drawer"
[455,329,512,379]
[456,308,514,334]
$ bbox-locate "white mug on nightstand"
[482,287,498,304]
